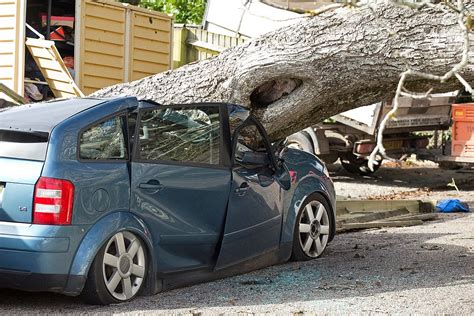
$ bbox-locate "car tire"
[81,231,147,305]
[291,193,333,261]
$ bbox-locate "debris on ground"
[336,202,439,232]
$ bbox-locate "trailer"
[288,94,456,175]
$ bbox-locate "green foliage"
[133,0,207,24]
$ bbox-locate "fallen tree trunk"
[93,0,474,140]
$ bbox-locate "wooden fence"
[173,26,247,68]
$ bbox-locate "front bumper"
[0,221,87,294]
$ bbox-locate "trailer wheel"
[340,153,382,175]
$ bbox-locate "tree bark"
[93,0,474,140]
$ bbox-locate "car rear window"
[0,130,49,161]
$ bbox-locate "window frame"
[76,111,130,163]
[231,116,278,170]
[132,102,232,169]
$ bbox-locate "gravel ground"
[1,163,473,314]
[331,160,474,202]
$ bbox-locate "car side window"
[138,106,221,165]
[79,116,127,160]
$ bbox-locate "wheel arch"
[63,211,158,296]
[282,176,336,251]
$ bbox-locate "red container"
[451,103,474,157]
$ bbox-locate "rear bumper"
[0,221,88,294]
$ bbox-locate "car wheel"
[291,193,332,261]
[82,231,147,305]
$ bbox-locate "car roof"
[0,98,108,133]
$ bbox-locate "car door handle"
[235,182,249,196]
[139,180,164,192]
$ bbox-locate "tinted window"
[79,116,127,160]
[138,106,220,165]
[0,130,48,161]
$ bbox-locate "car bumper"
[0,221,87,294]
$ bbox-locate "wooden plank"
[38,69,73,83]
[26,38,84,98]
[83,63,124,80]
[133,25,170,43]
[132,60,168,73]
[132,49,168,63]
[84,2,125,22]
[337,208,410,225]
[0,17,16,26]
[83,75,122,89]
[0,29,15,41]
[0,53,14,66]
[133,13,171,31]
[131,71,154,80]
[0,41,14,54]
[81,27,124,45]
[383,213,439,221]
[0,82,24,104]
[83,52,123,68]
[339,220,424,231]
[26,46,55,59]
[83,40,124,57]
[84,16,124,34]
[46,80,78,94]
[133,38,170,54]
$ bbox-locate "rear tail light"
[33,177,74,225]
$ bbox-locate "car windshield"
[0,130,49,161]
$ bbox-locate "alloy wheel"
[298,200,330,258]
[102,231,146,301]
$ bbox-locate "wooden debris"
[336,199,439,233]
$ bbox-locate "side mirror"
[238,151,270,166]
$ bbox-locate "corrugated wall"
[129,11,172,81]
[0,0,25,100]
[78,0,127,95]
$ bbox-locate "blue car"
[0,97,336,304]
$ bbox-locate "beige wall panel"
[0,0,24,96]
[133,49,168,63]
[84,40,124,57]
[78,0,126,93]
[0,41,15,54]
[133,38,170,54]
[0,53,14,67]
[129,10,172,82]
[134,26,170,43]
[83,52,123,68]
[84,16,125,34]
[83,28,124,45]
[83,63,123,80]
[133,14,171,31]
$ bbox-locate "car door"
[215,117,284,269]
[130,103,232,272]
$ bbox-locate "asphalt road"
[1,212,472,314]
